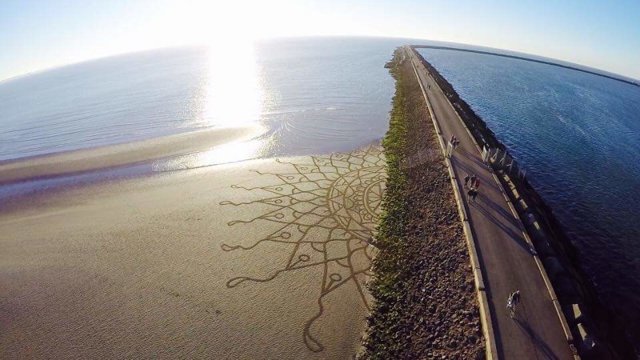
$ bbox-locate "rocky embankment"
[359,49,484,359]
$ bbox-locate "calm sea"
[417,47,640,348]
[0,37,401,162]
[1,37,639,348]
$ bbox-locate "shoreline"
[0,125,263,185]
[411,46,636,358]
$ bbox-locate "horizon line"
[1,35,638,84]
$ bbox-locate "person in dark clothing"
[467,189,478,202]
[507,290,521,318]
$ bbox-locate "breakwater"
[360,49,483,359]
[410,46,636,358]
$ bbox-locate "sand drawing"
[220,144,386,352]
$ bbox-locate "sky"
[1,0,639,81]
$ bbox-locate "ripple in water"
[0,37,401,163]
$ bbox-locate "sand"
[0,144,386,359]
[0,125,262,184]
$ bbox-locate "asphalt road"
[407,47,574,360]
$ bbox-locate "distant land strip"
[411,45,639,87]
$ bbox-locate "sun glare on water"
[202,40,263,128]
[193,42,267,165]
[165,0,299,128]
[153,0,308,166]
[163,1,284,165]
[161,0,308,129]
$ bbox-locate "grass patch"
[360,48,484,359]
[361,49,411,358]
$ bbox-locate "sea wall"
[410,46,635,359]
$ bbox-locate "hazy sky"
[1,0,639,81]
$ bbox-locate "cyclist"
[507,290,521,318]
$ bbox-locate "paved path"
[407,47,574,359]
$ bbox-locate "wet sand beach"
[0,125,263,185]
[0,143,386,359]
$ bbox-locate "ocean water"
[0,37,401,162]
[417,47,640,346]
[0,48,209,160]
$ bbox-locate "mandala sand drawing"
[220,144,386,352]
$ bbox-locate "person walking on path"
[507,290,521,318]
[464,174,471,187]
[470,174,477,188]
[451,137,460,156]
[471,189,478,202]
[474,178,480,190]
[446,135,458,158]
[467,188,475,202]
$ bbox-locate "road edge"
[408,45,580,359]
[406,46,498,360]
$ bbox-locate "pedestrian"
[507,290,521,318]
[449,136,460,157]
[471,189,478,202]
[474,178,480,190]
[467,188,475,202]
[464,174,470,187]
[447,136,457,158]
[470,174,477,188]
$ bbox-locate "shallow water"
[417,47,640,347]
[0,38,402,162]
